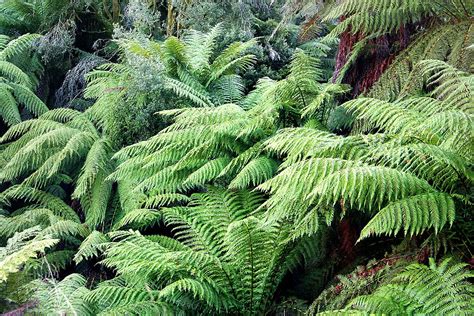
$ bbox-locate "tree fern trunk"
[333,21,411,96]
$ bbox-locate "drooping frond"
[260,71,471,239]
[359,192,455,240]
[228,156,278,190]
[0,185,78,221]
[0,111,115,230]
[309,165,434,211]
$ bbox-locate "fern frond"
[0,226,58,283]
[74,231,109,264]
[114,209,162,230]
[348,258,474,315]
[29,273,95,316]
[0,185,78,221]
[183,157,231,188]
[0,60,31,87]
[9,82,48,116]
[0,33,41,61]
[309,166,434,211]
[359,192,455,240]
[228,156,278,190]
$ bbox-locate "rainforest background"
[0,0,473,315]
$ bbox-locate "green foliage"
[0,226,58,283]
[325,0,473,38]
[109,48,347,215]
[315,258,474,315]
[73,230,109,264]
[259,61,472,241]
[368,21,474,99]
[0,108,115,229]
[84,25,256,145]
[87,187,324,315]
[0,34,47,126]
[0,1,473,314]
[0,0,110,34]
[29,273,95,315]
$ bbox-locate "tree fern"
[343,258,474,315]
[109,49,346,213]
[324,0,473,92]
[86,188,323,315]
[260,62,472,241]
[73,231,109,264]
[0,109,115,229]
[367,21,474,99]
[359,192,456,240]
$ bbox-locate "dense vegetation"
[0,0,473,315]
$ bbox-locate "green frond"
[73,138,114,199]
[89,187,311,314]
[0,226,58,283]
[417,59,473,112]
[343,98,423,135]
[74,231,109,264]
[183,157,231,188]
[0,118,64,142]
[0,82,21,125]
[29,273,95,316]
[359,192,455,240]
[368,142,471,191]
[80,172,113,229]
[368,22,473,100]
[97,301,174,316]
[142,193,190,208]
[259,158,363,220]
[159,278,235,312]
[26,249,75,276]
[0,207,57,237]
[309,165,434,211]
[0,33,41,61]
[208,38,256,85]
[0,185,78,221]
[218,141,264,179]
[302,83,350,118]
[228,156,278,190]
[347,258,474,315]
[207,54,256,87]
[225,216,279,314]
[264,128,369,163]
[184,23,222,75]
[164,77,214,107]
[209,74,246,104]
[0,60,32,87]
[9,82,48,116]
[0,34,10,49]
[38,220,88,240]
[114,209,162,230]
